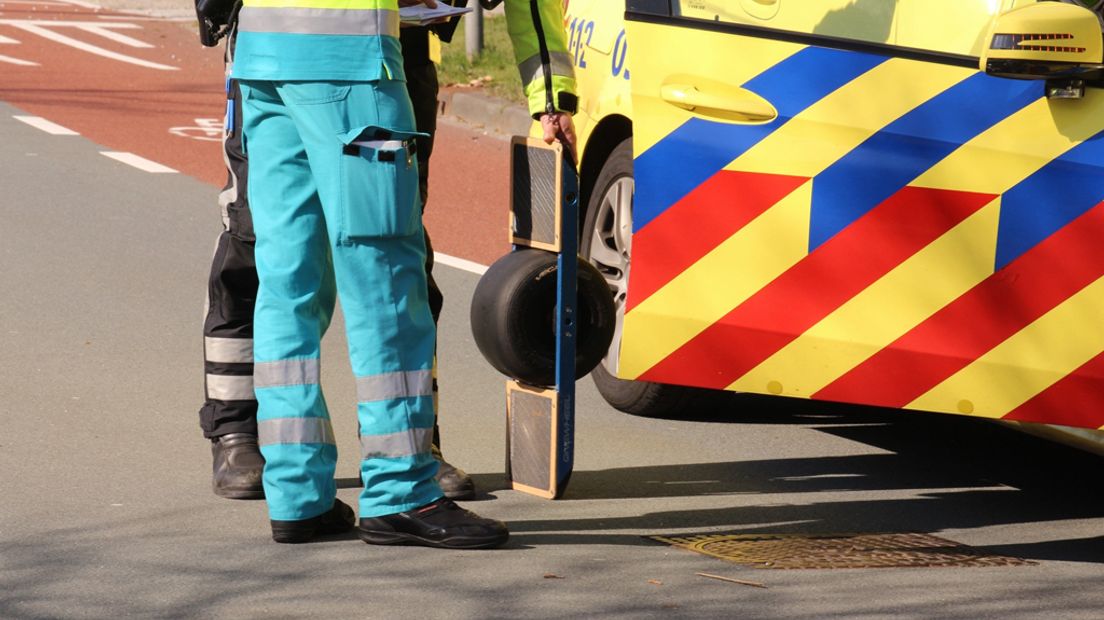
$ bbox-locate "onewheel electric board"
[470,138,614,499]
[504,137,578,499]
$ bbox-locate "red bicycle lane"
[0,0,510,266]
[0,1,226,183]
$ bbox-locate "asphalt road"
[5,2,1104,619]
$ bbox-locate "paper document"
[399,4,472,26]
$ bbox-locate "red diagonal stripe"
[638,186,995,389]
[626,171,808,311]
[815,203,1104,408]
[1003,351,1104,428]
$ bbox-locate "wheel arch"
[579,114,633,231]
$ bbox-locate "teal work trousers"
[240,79,442,520]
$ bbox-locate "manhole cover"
[651,532,1035,569]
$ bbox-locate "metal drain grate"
[651,532,1035,569]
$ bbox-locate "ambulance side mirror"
[981,2,1104,80]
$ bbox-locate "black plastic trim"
[529,0,556,114]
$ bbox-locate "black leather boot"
[432,444,475,500]
[211,433,265,500]
[357,498,508,549]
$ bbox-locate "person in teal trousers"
[233,0,508,548]
[233,0,578,547]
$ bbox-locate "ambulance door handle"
[660,80,778,124]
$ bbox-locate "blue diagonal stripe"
[995,131,1104,270]
[632,46,887,232]
[808,73,1040,251]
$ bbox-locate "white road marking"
[434,252,488,275]
[0,20,177,70]
[96,15,196,23]
[13,115,78,135]
[0,32,35,65]
[69,22,152,48]
[0,53,35,65]
[100,151,177,174]
[2,0,100,6]
[50,0,102,9]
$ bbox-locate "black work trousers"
[199,28,444,441]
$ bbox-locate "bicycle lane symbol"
[170,118,224,142]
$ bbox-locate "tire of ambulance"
[469,247,616,388]
[581,138,734,418]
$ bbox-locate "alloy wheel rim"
[587,175,633,375]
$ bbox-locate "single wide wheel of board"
[470,248,616,387]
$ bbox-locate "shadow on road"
[507,488,1104,560]
[496,398,1104,565]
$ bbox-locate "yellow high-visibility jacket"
[503,0,578,117]
[232,0,406,82]
[232,0,577,118]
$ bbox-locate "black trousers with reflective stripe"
[200,28,445,442]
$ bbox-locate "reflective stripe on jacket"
[231,0,405,81]
[504,0,577,117]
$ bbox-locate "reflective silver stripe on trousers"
[238,7,399,37]
[206,374,255,401]
[205,337,254,364]
[355,369,433,403]
[517,51,575,86]
[360,427,433,460]
[259,417,336,446]
[254,358,320,389]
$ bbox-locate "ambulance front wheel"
[470,248,616,388]
[582,137,735,418]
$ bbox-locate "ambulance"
[565,0,1104,449]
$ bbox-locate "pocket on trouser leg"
[338,125,427,239]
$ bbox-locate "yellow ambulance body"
[566,0,1104,447]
